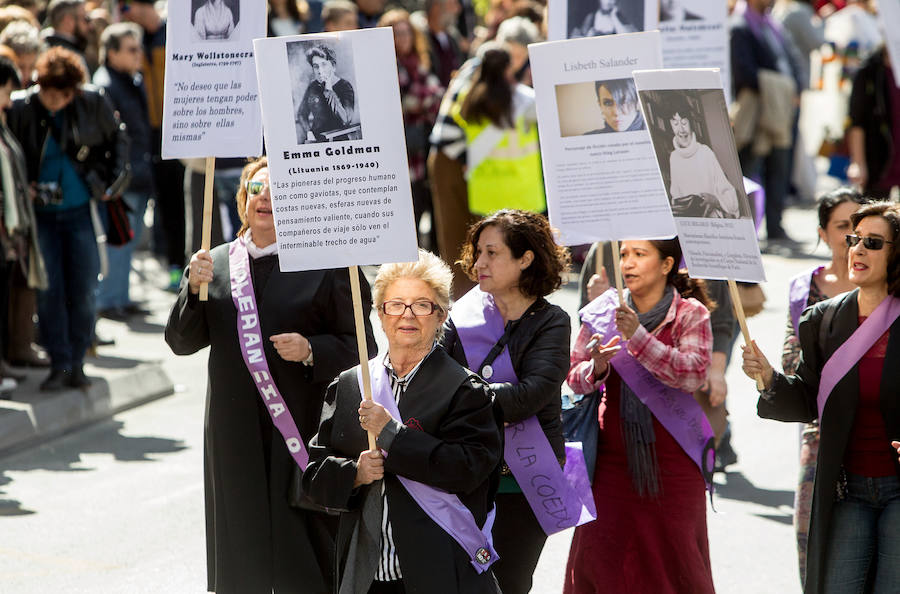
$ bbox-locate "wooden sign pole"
[349,265,378,450]
[727,278,764,390]
[199,156,216,301]
[610,239,625,305]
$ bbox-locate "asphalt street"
[0,205,829,593]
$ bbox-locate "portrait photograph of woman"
[191,0,239,42]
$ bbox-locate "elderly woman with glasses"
[743,201,900,594]
[302,250,503,594]
[165,156,377,594]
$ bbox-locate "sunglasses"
[845,234,894,250]
[245,180,268,196]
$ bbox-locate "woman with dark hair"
[585,79,643,134]
[441,209,573,594]
[564,237,716,594]
[166,157,377,594]
[783,188,868,584]
[453,43,544,216]
[662,96,741,219]
[268,0,307,36]
[743,202,900,594]
[297,43,357,143]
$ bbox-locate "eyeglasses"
[845,234,894,250]
[381,300,441,316]
[245,180,268,196]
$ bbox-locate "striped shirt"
[374,350,431,582]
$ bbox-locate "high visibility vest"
[451,86,546,216]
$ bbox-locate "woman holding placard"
[440,209,575,594]
[743,201,900,594]
[565,238,716,594]
[302,250,502,594]
[783,188,867,584]
[165,157,376,594]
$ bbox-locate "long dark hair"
[648,238,716,312]
[817,187,868,229]
[460,46,513,128]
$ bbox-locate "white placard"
[548,0,658,41]
[253,28,418,272]
[161,0,265,159]
[659,0,730,102]
[634,68,765,283]
[879,0,900,86]
[529,31,675,245]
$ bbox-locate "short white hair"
[496,16,541,47]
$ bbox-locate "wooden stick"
[349,265,378,450]
[727,278,765,390]
[594,241,604,276]
[611,239,624,305]
[199,156,216,301]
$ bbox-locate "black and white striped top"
[375,351,430,582]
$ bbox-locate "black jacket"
[848,50,895,193]
[165,244,377,594]
[758,290,900,594]
[441,297,571,460]
[93,66,154,194]
[302,349,502,594]
[729,11,803,96]
[6,84,130,200]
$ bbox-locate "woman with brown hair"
[564,237,716,593]
[166,156,377,594]
[440,209,573,594]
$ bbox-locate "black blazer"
[441,298,571,460]
[302,349,502,593]
[758,289,900,594]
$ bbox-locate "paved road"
[0,205,827,593]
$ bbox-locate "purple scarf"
[229,238,310,470]
[451,287,597,534]
[789,266,824,337]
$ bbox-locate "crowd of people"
[0,0,898,592]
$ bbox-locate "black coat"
[729,12,803,96]
[302,349,502,594]
[441,298,571,460]
[165,242,377,594]
[848,50,895,193]
[758,290,900,594]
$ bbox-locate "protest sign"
[548,0,658,41]
[658,0,730,102]
[253,28,418,273]
[633,68,764,283]
[879,0,900,85]
[529,31,674,248]
[161,0,264,159]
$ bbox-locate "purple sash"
[817,295,900,419]
[229,238,310,471]
[358,362,498,573]
[451,287,597,535]
[789,266,823,337]
[579,289,716,492]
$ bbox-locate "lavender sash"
[816,295,900,419]
[229,238,310,471]
[789,266,823,336]
[358,362,498,573]
[451,287,597,535]
[579,289,716,492]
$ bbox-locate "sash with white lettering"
[451,287,597,535]
[358,361,499,573]
[817,295,900,419]
[579,289,716,493]
[789,266,823,337]
[229,238,310,471]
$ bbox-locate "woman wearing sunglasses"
[302,250,503,594]
[743,201,900,594]
[165,156,377,594]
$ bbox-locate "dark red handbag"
[105,197,133,247]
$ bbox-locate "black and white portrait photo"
[555,78,645,136]
[568,0,643,38]
[640,88,750,220]
[287,39,362,144]
[191,0,239,41]
[659,0,703,23]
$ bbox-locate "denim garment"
[36,203,99,370]
[822,472,900,594]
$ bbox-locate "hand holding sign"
[740,341,774,391]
